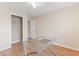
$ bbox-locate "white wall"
[0,5,11,51]
[0,5,28,51]
[33,5,79,50]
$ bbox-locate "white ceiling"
[0,2,78,17]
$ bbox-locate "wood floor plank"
[0,39,79,56]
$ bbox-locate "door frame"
[11,14,23,44]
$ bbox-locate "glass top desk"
[23,38,56,56]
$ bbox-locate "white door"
[30,19,36,39]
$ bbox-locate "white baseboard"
[0,40,20,51]
[12,40,21,44]
[53,43,79,51]
[0,45,11,51]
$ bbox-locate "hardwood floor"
[0,42,24,56]
[0,39,79,56]
[44,45,79,56]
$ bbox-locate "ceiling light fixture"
[31,2,36,8]
[30,2,39,8]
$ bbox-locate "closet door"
[11,15,22,43]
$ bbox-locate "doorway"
[11,15,23,44]
[28,20,31,38]
[27,19,37,39]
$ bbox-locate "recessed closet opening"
[11,15,23,44]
